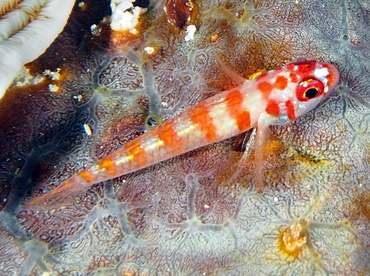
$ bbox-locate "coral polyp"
[277,219,308,258]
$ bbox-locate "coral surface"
[0,0,74,98]
[0,0,369,275]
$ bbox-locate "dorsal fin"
[215,55,246,85]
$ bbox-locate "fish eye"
[296,77,325,101]
[145,114,161,131]
[305,88,319,98]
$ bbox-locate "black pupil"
[305,88,319,99]
[147,116,159,127]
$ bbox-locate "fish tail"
[24,175,89,210]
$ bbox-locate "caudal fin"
[24,176,88,210]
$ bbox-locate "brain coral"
[0,0,369,275]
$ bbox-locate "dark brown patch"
[165,0,196,29]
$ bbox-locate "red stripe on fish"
[157,124,181,149]
[285,100,296,120]
[258,81,273,98]
[225,90,251,131]
[265,100,280,117]
[189,102,217,142]
[275,75,288,90]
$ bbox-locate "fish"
[25,59,339,209]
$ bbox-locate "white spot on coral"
[73,94,83,102]
[43,68,61,80]
[144,47,155,54]
[13,67,44,87]
[90,24,102,36]
[48,84,59,92]
[83,124,93,136]
[78,2,86,8]
[185,25,196,41]
[110,0,147,33]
